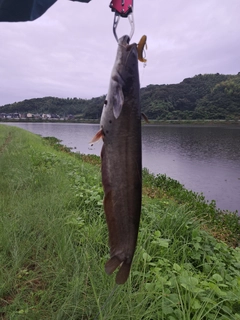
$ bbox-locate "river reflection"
[3,122,240,213]
[142,125,240,213]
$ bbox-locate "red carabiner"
[109,0,133,18]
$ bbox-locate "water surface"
[4,122,240,213]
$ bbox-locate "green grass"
[0,124,240,319]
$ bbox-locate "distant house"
[12,113,20,119]
[51,114,60,120]
[0,113,7,119]
[19,113,27,119]
[42,114,52,119]
[27,113,33,118]
[33,113,41,119]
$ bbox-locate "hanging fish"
[91,35,142,284]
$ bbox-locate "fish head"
[104,35,139,119]
[118,34,130,46]
[100,34,139,126]
[116,35,138,77]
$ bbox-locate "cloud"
[1,0,240,105]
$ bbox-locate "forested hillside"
[140,73,240,120]
[1,73,240,120]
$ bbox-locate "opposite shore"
[1,118,240,126]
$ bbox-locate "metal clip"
[113,11,134,42]
[110,0,134,42]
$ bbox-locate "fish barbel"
[92,35,142,284]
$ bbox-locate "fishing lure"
[137,35,147,63]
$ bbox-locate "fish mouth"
[118,35,130,47]
[118,35,137,67]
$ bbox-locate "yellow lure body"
[137,35,147,63]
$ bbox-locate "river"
[3,122,240,214]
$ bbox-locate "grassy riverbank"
[1,125,240,319]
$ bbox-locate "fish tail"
[105,257,131,285]
[105,256,121,275]
[115,261,131,285]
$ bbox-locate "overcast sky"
[1,0,240,106]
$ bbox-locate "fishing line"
[139,61,147,87]
[139,44,147,85]
[94,284,119,320]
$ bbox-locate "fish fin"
[141,112,149,123]
[116,261,131,285]
[90,129,103,143]
[137,35,147,63]
[113,85,124,119]
[105,256,121,275]
[105,257,131,285]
